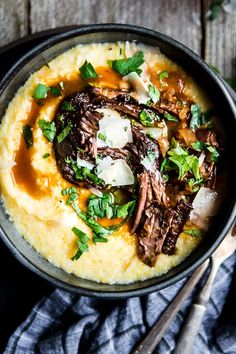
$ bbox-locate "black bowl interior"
[0,24,236,298]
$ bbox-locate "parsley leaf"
[57,124,72,143]
[32,83,48,99]
[163,112,178,122]
[162,143,201,180]
[22,124,33,148]
[140,109,159,126]
[69,161,103,185]
[159,70,169,81]
[207,145,219,162]
[148,84,160,103]
[61,187,77,195]
[61,101,75,111]
[38,119,56,142]
[79,60,98,79]
[71,227,89,261]
[66,193,78,205]
[42,153,50,159]
[191,141,206,151]
[50,86,61,96]
[182,228,202,237]
[87,192,136,220]
[98,132,106,141]
[109,51,144,76]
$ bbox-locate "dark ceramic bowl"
[0,24,236,298]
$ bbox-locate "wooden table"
[0,0,236,78]
[0,0,235,351]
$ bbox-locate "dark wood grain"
[29,0,202,54]
[0,0,28,46]
[204,0,236,78]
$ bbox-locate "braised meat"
[53,85,219,267]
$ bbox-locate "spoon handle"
[173,259,219,354]
[132,260,209,354]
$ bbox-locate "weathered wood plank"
[204,0,236,78]
[0,0,28,46]
[29,0,202,54]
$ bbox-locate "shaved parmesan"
[143,126,167,140]
[123,72,150,104]
[77,156,95,170]
[96,108,133,149]
[96,157,134,186]
[190,187,220,229]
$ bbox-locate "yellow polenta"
[0,42,208,284]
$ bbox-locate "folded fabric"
[4,253,236,354]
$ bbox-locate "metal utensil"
[174,225,236,354]
[132,225,236,354]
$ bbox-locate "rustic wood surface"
[0,0,235,78]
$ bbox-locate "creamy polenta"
[0,42,215,284]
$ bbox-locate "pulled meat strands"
[162,200,193,255]
[131,172,148,234]
[137,205,174,267]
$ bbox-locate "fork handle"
[173,303,206,354]
[174,259,219,354]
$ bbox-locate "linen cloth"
[4,253,236,354]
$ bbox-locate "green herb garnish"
[108,51,144,76]
[71,227,89,260]
[87,192,136,220]
[57,124,72,143]
[38,119,56,142]
[66,193,78,205]
[33,83,48,99]
[61,187,77,195]
[163,112,178,122]
[79,60,98,79]
[148,84,160,103]
[159,70,169,81]
[50,86,61,96]
[61,101,76,111]
[140,109,159,126]
[42,153,50,159]
[191,141,219,162]
[98,132,106,142]
[161,143,200,180]
[182,228,202,237]
[22,124,33,148]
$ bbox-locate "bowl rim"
[0,23,236,299]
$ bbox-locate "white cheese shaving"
[143,126,167,140]
[190,187,220,229]
[96,108,133,149]
[123,72,150,104]
[140,150,158,172]
[77,156,95,170]
[96,156,134,187]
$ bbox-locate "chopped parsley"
[191,141,219,162]
[71,227,89,261]
[22,124,33,148]
[38,119,56,142]
[69,161,103,185]
[148,84,160,103]
[61,101,76,111]
[161,143,200,180]
[66,192,78,205]
[98,132,106,142]
[42,153,50,159]
[182,228,202,237]
[159,70,169,81]
[61,187,77,195]
[50,86,61,96]
[32,83,49,99]
[79,60,98,79]
[189,104,211,131]
[108,51,144,76]
[163,112,178,122]
[57,124,72,143]
[140,109,159,126]
[87,192,136,220]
